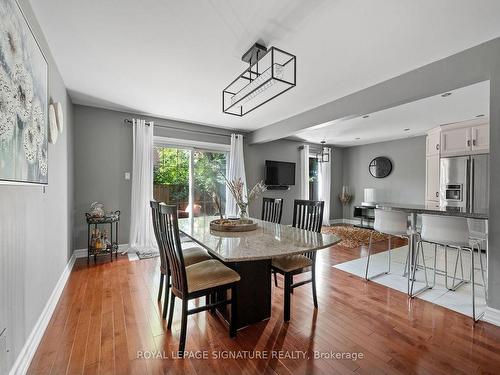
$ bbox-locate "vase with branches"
[338,186,353,220]
[223,176,267,221]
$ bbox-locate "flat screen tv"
[265,160,296,186]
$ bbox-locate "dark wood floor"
[28,236,500,375]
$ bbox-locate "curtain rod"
[123,118,232,138]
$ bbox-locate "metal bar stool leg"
[410,241,432,297]
[478,244,488,300]
[450,247,468,291]
[403,248,410,277]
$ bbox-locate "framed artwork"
[0,0,49,184]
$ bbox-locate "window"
[309,156,319,201]
[153,139,229,218]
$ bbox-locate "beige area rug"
[322,225,388,248]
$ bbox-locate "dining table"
[375,202,488,297]
[178,216,341,329]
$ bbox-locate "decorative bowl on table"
[210,218,258,232]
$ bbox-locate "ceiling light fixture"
[476,114,485,117]
[362,115,370,118]
[441,92,452,97]
[316,141,330,163]
[404,128,410,131]
[222,43,296,116]
[355,137,361,140]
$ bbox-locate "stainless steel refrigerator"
[440,154,489,246]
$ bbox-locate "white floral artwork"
[0,0,49,183]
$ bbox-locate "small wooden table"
[178,216,340,329]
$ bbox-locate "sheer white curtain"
[226,134,247,217]
[318,147,331,225]
[299,145,310,200]
[128,119,157,252]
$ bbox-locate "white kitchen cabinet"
[471,123,489,153]
[426,129,441,156]
[425,154,440,202]
[440,125,471,157]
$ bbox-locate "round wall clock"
[369,156,392,178]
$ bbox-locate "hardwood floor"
[28,236,500,375]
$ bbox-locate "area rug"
[322,225,388,248]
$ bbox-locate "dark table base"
[215,259,272,330]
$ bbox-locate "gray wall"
[0,1,74,372]
[73,105,233,249]
[342,136,426,219]
[489,70,500,310]
[245,140,343,224]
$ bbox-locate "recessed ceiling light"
[404,128,410,131]
[362,115,370,119]
[441,92,452,97]
[476,114,485,117]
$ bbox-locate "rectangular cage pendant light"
[223,44,296,116]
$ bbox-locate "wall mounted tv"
[265,160,296,188]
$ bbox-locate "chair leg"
[162,275,170,320]
[364,232,374,280]
[178,299,188,356]
[167,291,175,329]
[444,245,451,289]
[274,270,278,287]
[388,235,392,274]
[312,265,318,309]
[478,244,488,300]
[210,293,216,314]
[418,241,429,287]
[157,273,164,301]
[470,248,476,321]
[230,285,238,338]
[403,247,410,277]
[433,244,437,288]
[284,273,291,322]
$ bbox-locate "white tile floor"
[333,243,487,319]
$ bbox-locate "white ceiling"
[293,80,490,146]
[29,0,500,131]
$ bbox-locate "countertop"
[178,216,341,262]
[375,202,488,220]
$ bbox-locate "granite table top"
[178,216,341,262]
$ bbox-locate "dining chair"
[261,198,284,287]
[271,199,324,322]
[261,197,284,224]
[414,214,487,321]
[150,201,211,319]
[158,204,240,355]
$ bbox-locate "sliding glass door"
[153,145,227,217]
[193,150,227,216]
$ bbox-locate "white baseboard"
[73,244,129,258]
[483,307,500,327]
[9,254,77,375]
[329,218,359,225]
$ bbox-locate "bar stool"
[414,215,487,321]
[365,209,427,283]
